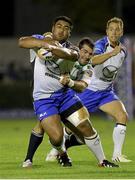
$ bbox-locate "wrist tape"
[68,79,75,87]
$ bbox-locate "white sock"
[61,136,66,152]
[112,124,126,158]
[84,133,106,163]
[63,127,72,140]
[49,147,59,156]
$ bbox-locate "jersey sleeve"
[32,34,45,39]
[93,37,108,55]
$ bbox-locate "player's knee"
[33,126,44,135]
[77,119,95,137]
[116,111,128,124]
[31,129,44,138]
[33,122,44,135]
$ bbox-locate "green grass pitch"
[0,116,135,179]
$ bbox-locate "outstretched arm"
[19,36,78,61]
[18,36,57,49]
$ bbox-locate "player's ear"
[69,30,71,37]
[52,26,54,33]
[106,29,108,36]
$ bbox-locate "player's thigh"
[67,106,89,127]
[66,106,95,136]
[41,114,63,140]
[99,100,128,123]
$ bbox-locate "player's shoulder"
[72,61,80,69]
[33,32,53,39]
[119,41,127,57]
[83,63,93,73]
[32,34,45,39]
[94,36,109,54]
[95,36,108,46]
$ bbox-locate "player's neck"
[110,41,119,48]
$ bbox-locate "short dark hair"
[78,37,94,50]
[52,16,73,29]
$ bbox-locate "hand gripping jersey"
[70,61,93,85]
[30,34,79,100]
[88,36,127,91]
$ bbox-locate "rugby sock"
[24,130,43,162]
[65,134,84,149]
[112,123,126,158]
[63,127,72,140]
[84,134,106,163]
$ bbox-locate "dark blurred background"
[0,0,135,119]
[1,0,135,36]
